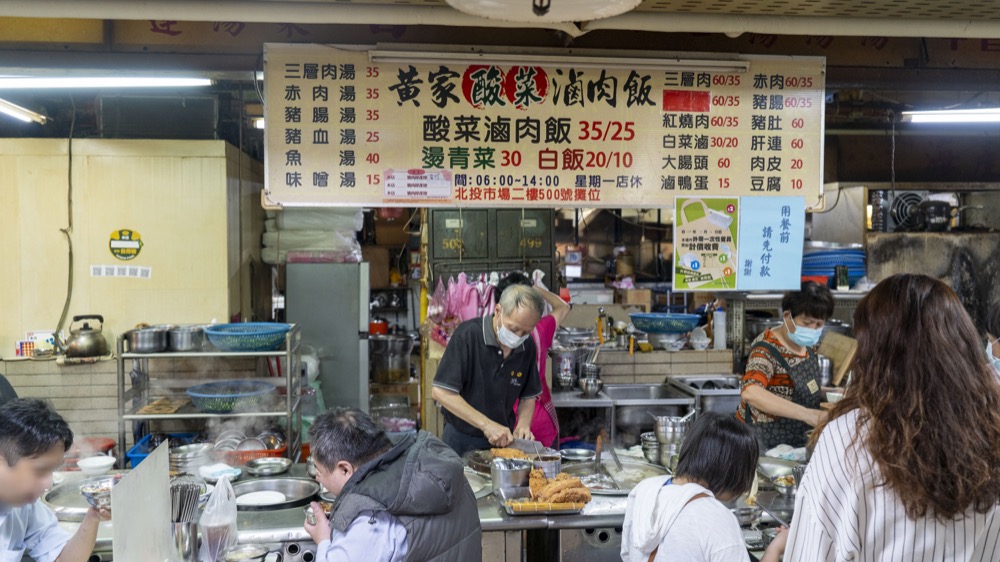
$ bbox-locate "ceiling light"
[253,118,265,130]
[0,77,212,89]
[0,98,47,124]
[901,108,1000,124]
[368,50,749,73]
[446,0,641,23]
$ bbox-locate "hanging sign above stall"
[263,43,825,209]
[673,195,806,291]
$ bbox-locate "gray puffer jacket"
[329,431,482,561]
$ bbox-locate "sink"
[603,384,687,402]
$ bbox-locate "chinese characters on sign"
[264,44,825,208]
[673,197,740,291]
[673,195,806,291]
[736,196,806,291]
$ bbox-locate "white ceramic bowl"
[78,455,116,476]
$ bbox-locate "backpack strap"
[646,493,710,562]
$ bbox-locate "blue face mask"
[986,338,1000,372]
[785,316,822,348]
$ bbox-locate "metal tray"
[561,459,668,496]
[44,475,122,522]
[232,477,319,511]
[464,470,492,500]
[498,487,583,516]
[464,445,552,476]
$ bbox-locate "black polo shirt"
[433,314,542,437]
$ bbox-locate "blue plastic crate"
[126,432,195,467]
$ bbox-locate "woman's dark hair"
[781,281,835,320]
[985,301,1000,339]
[815,274,1000,520]
[674,412,758,498]
[496,272,531,300]
[309,407,393,470]
[0,398,73,466]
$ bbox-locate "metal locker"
[495,209,554,259]
[429,209,490,260]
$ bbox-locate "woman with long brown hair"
[785,273,1000,561]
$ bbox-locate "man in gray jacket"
[305,407,481,561]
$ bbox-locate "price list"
[264,44,825,208]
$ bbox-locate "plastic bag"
[199,476,237,562]
[427,277,448,325]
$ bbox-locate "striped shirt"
[785,409,1000,562]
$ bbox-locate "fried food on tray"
[529,469,548,497]
[531,472,592,504]
[491,448,529,460]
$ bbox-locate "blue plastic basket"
[203,322,291,352]
[629,313,701,334]
[186,380,277,413]
[126,432,195,467]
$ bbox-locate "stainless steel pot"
[369,335,414,384]
[168,325,205,351]
[555,327,595,347]
[127,326,168,353]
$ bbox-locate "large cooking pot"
[369,334,414,384]
[65,315,110,358]
[126,326,169,353]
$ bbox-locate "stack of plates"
[801,248,866,287]
[169,443,213,475]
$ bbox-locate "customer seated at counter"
[786,274,1000,560]
[304,407,481,562]
[621,412,787,562]
[0,398,109,562]
[432,284,545,456]
[737,281,834,450]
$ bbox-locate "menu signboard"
[263,44,825,209]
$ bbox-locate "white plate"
[236,491,287,506]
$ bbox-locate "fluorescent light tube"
[0,97,47,124]
[253,118,265,130]
[902,108,1000,123]
[0,77,212,89]
[368,50,749,73]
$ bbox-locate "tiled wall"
[595,349,734,384]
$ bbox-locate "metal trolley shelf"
[115,325,304,467]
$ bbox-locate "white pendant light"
[446,0,641,23]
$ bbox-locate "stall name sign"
[673,195,805,291]
[263,44,825,209]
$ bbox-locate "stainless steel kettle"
[65,315,110,358]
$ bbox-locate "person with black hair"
[621,412,786,562]
[0,398,109,561]
[304,407,481,562]
[737,281,835,449]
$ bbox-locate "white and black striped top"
[785,409,1000,562]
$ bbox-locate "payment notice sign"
[263,44,825,209]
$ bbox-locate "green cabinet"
[430,209,490,260]
[495,209,554,259]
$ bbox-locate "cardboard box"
[375,209,412,247]
[361,246,391,289]
[616,289,652,311]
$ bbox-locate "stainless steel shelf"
[121,339,301,359]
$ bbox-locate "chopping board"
[818,332,857,386]
[138,397,190,415]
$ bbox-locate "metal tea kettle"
[65,315,110,358]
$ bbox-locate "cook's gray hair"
[498,284,544,318]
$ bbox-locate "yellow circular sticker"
[109,229,143,261]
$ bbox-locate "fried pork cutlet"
[547,487,592,504]
[491,447,529,460]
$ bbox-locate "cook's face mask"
[496,311,529,349]
[784,314,822,348]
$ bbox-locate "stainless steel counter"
[550,389,613,408]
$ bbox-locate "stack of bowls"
[654,416,690,472]
[169,443,213,474]
[213,430,246,454]
[640,432,660,464]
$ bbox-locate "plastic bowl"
[629,313,701,334]
[77,456,116,477]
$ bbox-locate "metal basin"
[602,384,678,403]
[232,477,320,511]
